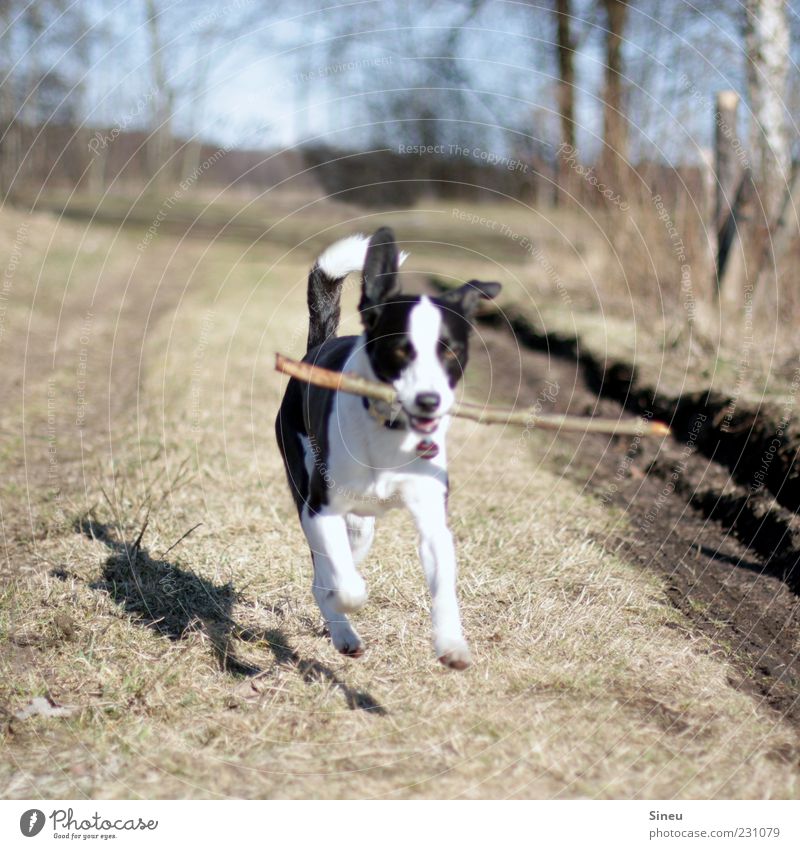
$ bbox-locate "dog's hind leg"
[346,514,375,566]
[302,508,368,657]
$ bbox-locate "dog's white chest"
[319,394,448,515]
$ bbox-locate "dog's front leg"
[407,493,471,670]
[301,508,368,656]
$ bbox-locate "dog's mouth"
[407,413,440,434]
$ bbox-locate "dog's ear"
[439,279,502,319]
[359,227,402,328]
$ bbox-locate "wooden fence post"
[714,90,749,305]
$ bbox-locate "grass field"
[1,194,798,799]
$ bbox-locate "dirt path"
[470,317,800,731]
[0,208,209,576]
[3,210,799,799]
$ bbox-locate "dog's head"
[358,227,501,434]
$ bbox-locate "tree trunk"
[599,0,628,180]
[555,0,575,148]
[714,91,742,237]
[770,161,800,262]
[145,0,173,190]
[714,91,747,301]
[553,0,576,205]
[743,0,791,312]
[744,0,790,223]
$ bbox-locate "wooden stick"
[275,353,671,438]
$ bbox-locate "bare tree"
[598,0,629,179]
[0,1,21,197]
[0,0,93,198]
[713,0,792,323]
[745,0,791,222]
[741,0,793,307]
[145,0,175,189]
[554,0,576,149]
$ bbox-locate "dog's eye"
[439,344,460,363]
[391,344,412,365]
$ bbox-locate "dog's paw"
[436,638,472,671]
[330,577,368,613]
[329,622,365,658]
[337,639,365,658]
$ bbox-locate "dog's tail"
[306,234,371,352]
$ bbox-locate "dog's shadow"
[75,518,385,714]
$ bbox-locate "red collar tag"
[416,439,439,460]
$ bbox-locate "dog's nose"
[415,392,441,413]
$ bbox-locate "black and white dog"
[275,227,501,669]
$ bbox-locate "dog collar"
[362,397,439,459]
[362,396,404,430]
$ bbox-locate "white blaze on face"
[394,296,455,414]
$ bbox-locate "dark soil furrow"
[477,302,800,519]
[468,312,800,733]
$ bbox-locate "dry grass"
[29,183,800,401]
[0,197,798,799]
